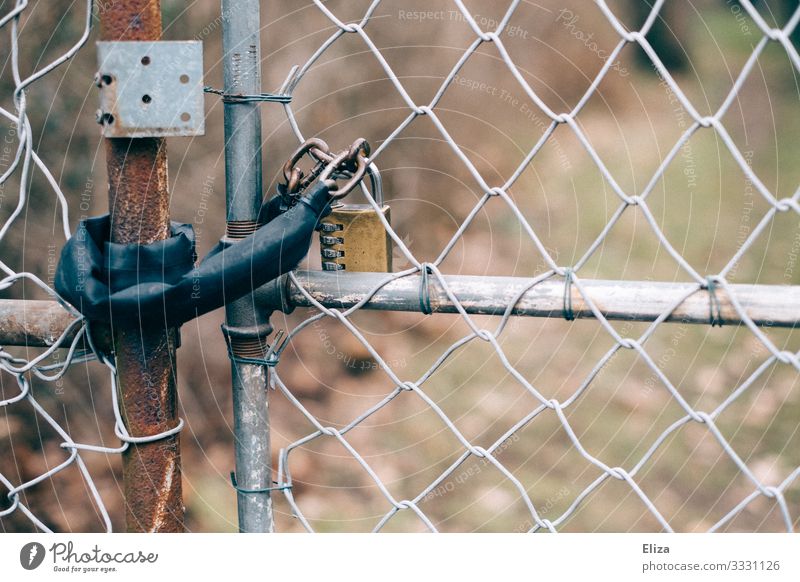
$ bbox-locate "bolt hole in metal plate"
[97,41,204,138]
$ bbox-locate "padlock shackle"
[366,163,383,206]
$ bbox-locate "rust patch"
[101,0,183,533]
[115,316,183,533]
[106,138,171,245]
[100,0,164,42]
[0,300,77,347]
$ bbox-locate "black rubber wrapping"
[55,181,332,327]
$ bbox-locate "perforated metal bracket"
[96,41,205,138]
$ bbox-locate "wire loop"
[230,472,292,494]
[562,268,576,322]
[419,264,434,315]
[706,277,724,328]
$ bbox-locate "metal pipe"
[0,276,795,348]
[286,272,799,328]
[221,0,273,533]
[0,300,77,347]
[100,0,183,532]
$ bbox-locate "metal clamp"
[96,41,205,138]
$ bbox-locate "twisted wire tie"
[562,268,576,322]
[204,86,292,104]
[222,327,286,367]
[705,277,724,328]
[418,264,434,315]
[230,472,292,494]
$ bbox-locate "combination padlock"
[319,168,392,272]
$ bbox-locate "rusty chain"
[281,137,371,201]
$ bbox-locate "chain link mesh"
[268,0,800,532]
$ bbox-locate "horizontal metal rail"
[0,275,795,347]
[287,272,798,328]
[0,299,78,347]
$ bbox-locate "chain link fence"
[0,0,103,531]
[265,0,800,532]
[1,0,799,532]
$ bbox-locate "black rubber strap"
[55,182,332,327]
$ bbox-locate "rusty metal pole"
[100,0,183,532]
[220,0,274,532]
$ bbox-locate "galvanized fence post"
[100,0,184,532]
[220,0,274,533]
